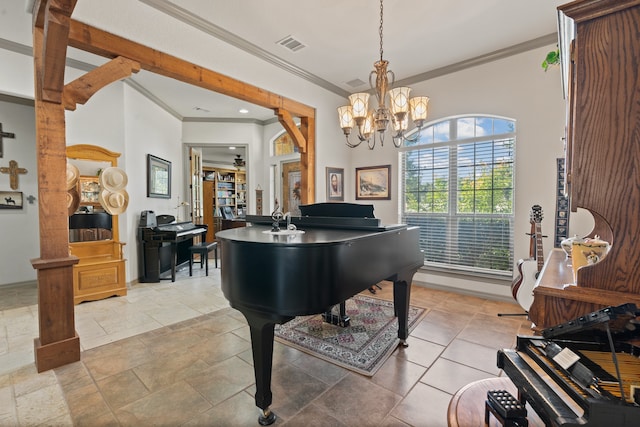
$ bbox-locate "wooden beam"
[299,116,316,205]
[63,56,141,110]
[31,7,80,372]
[34,0,78,103]
[276,108,307,153]
[67,20,315,118]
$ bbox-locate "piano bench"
[188,242,218,276]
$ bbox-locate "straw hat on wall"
[98,189,129,215]
[99,167,128,192]
[67,188,80,216]
[66,163,80,191]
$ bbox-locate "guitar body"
[512,258,538,311]
[511,205,544,313]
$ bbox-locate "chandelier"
[337,0,429,149]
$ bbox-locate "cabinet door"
[190,147,203,224]
[202,180,214,241]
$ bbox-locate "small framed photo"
[147,154,171,198]
[0,191,23,209]
[356,165,391,200]
[326,167,344,201]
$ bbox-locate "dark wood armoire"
[529,0,640,329]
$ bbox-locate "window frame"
[399,115,516,277]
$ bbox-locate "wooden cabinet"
[203,179,216,242]
[67,145,127,305]
[529,0,640,329]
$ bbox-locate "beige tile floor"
[0,264,530,426]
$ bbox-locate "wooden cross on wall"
[0,160,28,190]
[0,123,16,158]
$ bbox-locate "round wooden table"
[448,377,544,427]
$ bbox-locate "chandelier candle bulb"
[349,93,369,118]
[410,96,429,125]
[389,87,411,114]
[337,106,354,131]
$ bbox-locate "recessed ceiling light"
[239,108,249,114]
[229,146,236,150]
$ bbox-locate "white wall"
[0,99,39,285]
[122,85,182,281]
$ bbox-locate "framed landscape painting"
[355,165,391,200]
[147,154,171,198]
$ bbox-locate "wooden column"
[30,0,80,372]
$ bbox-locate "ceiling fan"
[233,154,246,169]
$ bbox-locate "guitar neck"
[535,223,544,272]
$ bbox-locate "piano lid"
[245,215,408,231]
[542,303,640,340]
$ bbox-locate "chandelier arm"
[368,135,376,150]
[344,134,364,148]
[404,125,424,143]
[392,134,404,148]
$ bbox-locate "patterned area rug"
[274,295,428,376]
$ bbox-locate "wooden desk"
[221,218,246,230]
[448,377,543,427]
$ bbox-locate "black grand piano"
[498,303,640,426]
[216,204,422,425]
[138,210,207,282]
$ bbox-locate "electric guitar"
[511,205,544,312]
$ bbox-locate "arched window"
[272,131,299,156]
[401,115,515,275]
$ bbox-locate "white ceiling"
[8,0,566,122]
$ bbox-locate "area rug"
[274,295,428,376]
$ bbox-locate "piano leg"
[391,269,414,346]
[241,310,293,426]
[169,242,180,282]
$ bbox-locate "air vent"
[276,35,306,52]
[346,78,367,88]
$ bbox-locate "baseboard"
[0,280,37,289]
[412,279,516,303]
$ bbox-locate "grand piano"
[138,210,207,282]
[498,304,640,426]
[216,206,422,425]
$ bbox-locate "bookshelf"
[203,167,246,240]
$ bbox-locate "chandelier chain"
[379,0,384,62]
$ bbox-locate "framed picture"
[356,165,391,200]
[326,167,344,201]
[147,154,171,198]
[0,191,23,209]
[78,176,100,205]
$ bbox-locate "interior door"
[190,147,203,225]
[282,160,301,215]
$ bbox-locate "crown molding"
[140,0,350,98]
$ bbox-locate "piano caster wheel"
[258,408,276,426]
[399,339,409,348]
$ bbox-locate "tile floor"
[0,265,530,426]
